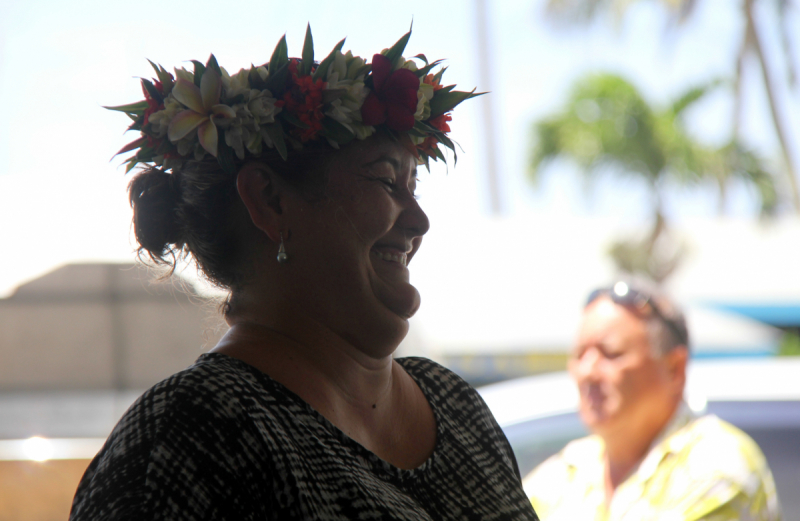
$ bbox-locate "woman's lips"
[370,248,408,266]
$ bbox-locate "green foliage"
[778,331,800,356]
[529,73,708,186]
[528,72,778,281]
[301,24,314,76]
[312,37,347,81]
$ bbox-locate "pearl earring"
[277,232,288,264]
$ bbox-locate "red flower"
[418,135,439,156]
[429,113,452,133]
[141,80,165,127]
[140,79,168,150]
[283,60,327,142]
[361,54,420,132]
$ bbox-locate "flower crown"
[107,26,482,175]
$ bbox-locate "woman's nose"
[401,197,430,238]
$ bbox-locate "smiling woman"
[68,27,538,521]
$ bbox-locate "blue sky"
[0,0,798,311]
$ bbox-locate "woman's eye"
[379,178,396,191]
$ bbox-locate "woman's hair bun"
[128,168,183,258]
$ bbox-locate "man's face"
[569,297,682,438]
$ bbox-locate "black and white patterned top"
[70,353,539,520]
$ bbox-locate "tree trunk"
[745,0,800,213]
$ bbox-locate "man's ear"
[666,346,689,395]
[236,163,284,243]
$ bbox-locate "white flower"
[345,52,367,80]
[401,58,418,72]
[174,67,193,83]
[147,96,183,138]
[221,89,281,159]
[247,90,281,123]
[220,67,251,102]
[224,122,248,159]
[350,122,376,140]
[415,82,434,121]
[324,53,370,131]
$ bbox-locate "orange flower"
[423,74,445,92]
[429,113,452,133]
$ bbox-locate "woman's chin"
[374,281,422,320]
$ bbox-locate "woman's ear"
[236,163,284,243]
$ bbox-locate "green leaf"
[312,37,347,81]
[285,134,303,151]
[438,133,455,152]
[248,64,269,90]
[433,145,446,163]
[125,159,140,173]
[147,59,172,87]
[321,118,355,144]
[191,60,206,87]
[269,35,289,76]
[433,66,447,85]
[414,59,444,78]
[104,100,150,114]
[414,120,436,132]
[301,24,314,76]
[409,121,431,138]
[408,127,428,139]
[281,111,310,129]
[141,79,163,104]
[384,30,412,66]
[351,64,372,79]
[265,62,289,97]
[413,53,428,65]
[205,54,222,76]
[420,154,431,172]
[670,79,723,117]
[429,89,484,118]
[264,122,288,160]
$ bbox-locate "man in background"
[524,281,781,520]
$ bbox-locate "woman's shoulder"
[395,356,486,412]
[396,357,525,489]
[396,357,512,446]
[111,353,270,431]
[395,356,469,388]
[70,353,279,519]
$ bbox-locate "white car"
[479,357,800,519]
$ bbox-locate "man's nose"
[575,346,602,380]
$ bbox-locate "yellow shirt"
[523,404,782,521]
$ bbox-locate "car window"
[503,412,587,477]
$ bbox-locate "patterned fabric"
[523,402,782,521]
[71,354,538,520]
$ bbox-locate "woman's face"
[283,135,430,354]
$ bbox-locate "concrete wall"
[0,263,226,391]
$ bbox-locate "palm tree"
[530,73,776,281]
[543,0,800,212]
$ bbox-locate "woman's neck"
[221,317,394,397]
